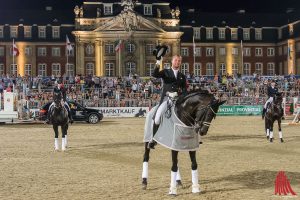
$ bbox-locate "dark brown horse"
[142,91,225,195]
[49,92,69,151]
[264,93,284,143]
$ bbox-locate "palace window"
[104,4,113,15]
[66,63,74,77]
[52,26,60,39]
[125,62,136,76]
[243,63,251,75]
[146,62,155,76]
[144,4,152,15]
[38,26,46,38]
[181,63,189,75]
[105,62,114,77]
[52,47,61,57]
[38,63,47,77]
[255,63,263,75]
[24,26,32,38]
[10,26,18,38]
[38,47,47,56]
[86,63,95,75]
[219,63,226,75]
[194,63,202,76]
[267,63,275,76]
[52,63,61,76]
[206,63,214,76]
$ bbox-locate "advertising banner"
[217,105,263,116]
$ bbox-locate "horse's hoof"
[168,187,177,196]
[142,178,147,190]
[192,184,201,193]
[280,138,284,143]
[199,141,203,144]
[270,138,273,143]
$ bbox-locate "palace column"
[138,40,145,76]
[95,40,101,76]
[75,40,85,75]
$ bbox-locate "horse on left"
[46,92,69,151]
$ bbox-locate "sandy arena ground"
[0,116,299,200]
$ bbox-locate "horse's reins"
[180,103,216,129]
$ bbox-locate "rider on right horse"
[148,46,188,149]
[262,80,279,119]
[45,80,73,124]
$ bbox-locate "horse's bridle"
[180,103,217,129]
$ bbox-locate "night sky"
[2,0,300,13]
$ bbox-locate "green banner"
[217,105,263,116]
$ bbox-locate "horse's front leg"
[61,124,67,151]
[53,125,59,151]
[169,150,178,195]
[265,117,270,139]
[189,151,200,193]
[269,120,275,142]
[142,142,150,190]
[278,119,284,143]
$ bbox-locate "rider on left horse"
[45,80,74,124]
[262,80,279,119]
[148,45,188,149]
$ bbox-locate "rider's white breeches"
[154,99,172,125]
[264,97,273,109]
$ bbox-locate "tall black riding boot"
[68,109,74,124]
[262,108,266,119]
[45,108,52,124]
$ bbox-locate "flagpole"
[13,39,15,76]
[193,36,196,74]
[119,44,121,77]
[241,40,243,76]
[66,47,69,77]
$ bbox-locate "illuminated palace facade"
[1,0,300,77]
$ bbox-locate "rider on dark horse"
[45,80,73,124]
[148,46,187,149]
[262,80,279,119]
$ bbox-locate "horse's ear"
[218,100,226,106]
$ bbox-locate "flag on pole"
[66,35,73,52]
[13,40,19,56]
[115,39,123,52]
[193,36,196,55]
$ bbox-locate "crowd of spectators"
[0,73,300,113]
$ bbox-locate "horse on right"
[264,92,284,143]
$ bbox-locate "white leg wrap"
[54,138,59,150]
[266,129,270,136]
[279,131,283,139]
[191,170,200,193]
[64,135,68,148]
[142,162,148,179]
[176,168,181,181]
[169,171,177,195]
[62,138,66,151]
[270,131,273,139]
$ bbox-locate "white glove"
[168,92,178,98]
[156,59,162,66]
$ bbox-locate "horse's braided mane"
[176,89,211,107]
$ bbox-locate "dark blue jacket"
[53,86,67,101]
[153,66,187,104]
[267,86,278,98]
